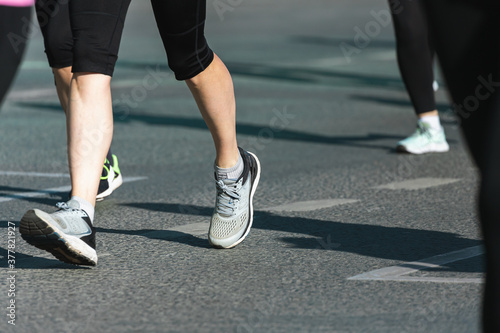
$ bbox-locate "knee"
[52,66,71,78]
[162,34,214,81]
[52,66,72,92]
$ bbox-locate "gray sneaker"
[209,148,261,249]
[20,199,97,266]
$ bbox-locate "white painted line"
[361,276,483,283]
[298,51,395,68]
[303,57,354,67]
[264,199,359,212]
[118,176,148,183]
[7,81,151,102]
[8,88,56,100]
[350,246,483,278]
[141,222,208,240]
[374,178,461,190]
[0,176,147,203]
[20,60,52,70]
[348,246,484,283]
[370,50,397,61]
[7,77,161,102]
[168,222,208,235]
[0,171,70,178]
[0,185,71,204]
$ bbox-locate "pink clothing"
[0,0,34,7]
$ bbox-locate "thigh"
[150,0,206,35]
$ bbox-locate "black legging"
[422,1,500,332]
[0,5,32,107]
[390,0,436,114]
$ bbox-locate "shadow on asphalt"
[111,59,404,89]
[117,203,482,273]
[225,62,404,89]
[350,94,452,112]
[289,35,396,49]
[0,189,68,206]
[96,226,210,249]
[124,203,212,216]
[350,94,461,128]
[2,201,482,272]
[0,222,91,269]
[18,102,403,151]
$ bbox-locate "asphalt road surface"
[0,0,483,332]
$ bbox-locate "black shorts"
[150,0,214,80]
[36,0,215,80]
[35,0,131,76]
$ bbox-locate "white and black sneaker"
[20,199,97,266]
[209,147,261,249]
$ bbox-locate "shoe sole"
[20,210,97,266]
[209,151,261,249]
[96,171,123,201]
[397,142,450,155]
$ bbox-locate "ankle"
[69,196,95,223]
[215,146,240,169]
[215,152,243,180]
[418,115,442,131]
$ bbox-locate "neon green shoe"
[96,154,123,201]
[397,122,449,154]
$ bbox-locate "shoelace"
[411,123,432,139]
[54,202,83,217]
[215,179,242,216]
[56,202,70,210]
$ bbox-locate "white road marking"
[374,178,461,190]
[7,88,56,100]
[0,171,70,178]
[369,50,397,61]
[264,199,359,212]
[20,60,52,70]
[0,184,71,204]
[302,57,356,67]
[6,78,161,102]
[299,51,396,68]
[168,222,208,235]
[348,246,483,283]
[0,176,147,203]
